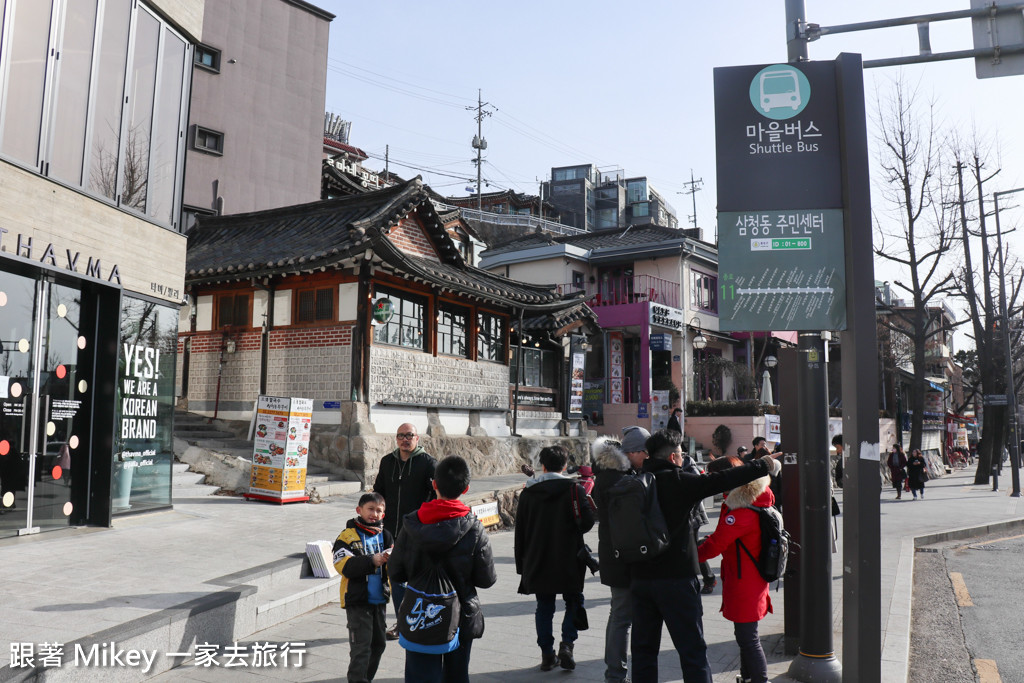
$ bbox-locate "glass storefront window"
[113,297,178,512]
[0,0,190,230]
[373,287,425,351]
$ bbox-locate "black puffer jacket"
[515,474,596,595]
[631,456,776,582]
[388,508,497,639]
[591,438,635,588]
[372,448,437,538]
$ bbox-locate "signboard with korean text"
[714,61,847,332]
[651,390,672,431]
[608,332,624,404]
[247,395,312,504]
[569,350,585,416]
[649,333,672,351]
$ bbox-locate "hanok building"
[180,179,596,482]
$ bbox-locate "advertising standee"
[247,396,312,504]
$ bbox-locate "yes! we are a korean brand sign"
[714,61,847,332]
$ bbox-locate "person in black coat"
[515,445,596,672]
[667,407,683,435]
[388,456,496,683]
[630,429,781,683]
[591,426,649,683]
[373,423,437,638]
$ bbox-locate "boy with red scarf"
[333,492,394,683]
[388,456,497,683]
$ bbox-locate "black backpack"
[736,505,791,583]
[398,559,461,654]
[605,472,671,563]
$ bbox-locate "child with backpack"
[697,456,777,683]
[388,455,497,683]
[332,492,394,683]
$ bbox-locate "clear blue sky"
[317,0,1024,345]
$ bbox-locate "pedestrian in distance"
[515,444,596,672]
[751,437,770,461]
[387,455,497,683]
[629,429,781,683]
[736,446,750,460]
[698,456,775,683]
[887,444,908,500]
[667,407,683,435]
[907,448,928,500]
[332,492,394,683]
[831,434,844,489]
[373,423,437,640]
[592,426,650,683]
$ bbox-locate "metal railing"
[431,201,586,237]
[558,274,680,308]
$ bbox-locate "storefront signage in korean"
[569,350,585,415]
[247,395,313,504]
[650,333,672,351]
[649,304,685,330]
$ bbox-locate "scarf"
[418,499,470,524]
[354,518,383,536]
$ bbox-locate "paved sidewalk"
[2,467,1022,682]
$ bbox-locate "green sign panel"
[717,209,846,331]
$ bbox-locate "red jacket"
[698,477,774,623]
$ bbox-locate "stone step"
[308,480,363,498]
[175,428,237,440]
[172,470,209,487]
[172,484,222,498]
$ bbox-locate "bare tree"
[872,78,959,453]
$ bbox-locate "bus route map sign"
[714,61,848,332]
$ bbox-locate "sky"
[317,0,1024,347]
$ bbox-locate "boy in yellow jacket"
[333,492,394,683]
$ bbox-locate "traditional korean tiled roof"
[485,223,689,255]
[323,137,368,159]
[186,178,588,312]
[520,299,598,335]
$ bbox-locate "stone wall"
[369,347,509,410]
[308,401,591,485]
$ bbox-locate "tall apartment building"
[543,163,678,232]
[182,0,333,230]
[0,0,204,537]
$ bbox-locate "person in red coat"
[698,456,774,683]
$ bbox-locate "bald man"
[373,423,437,639]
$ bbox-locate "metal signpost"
[714,57,858,682]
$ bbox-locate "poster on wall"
[765,414,781,443]
[608,332,624,404]
[246,395,312,504]
[114,299,178,513]
[569,351,585,416]
[651,390,671,431]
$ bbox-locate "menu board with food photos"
[246,395,313,504]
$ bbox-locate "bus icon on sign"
[748,65,810,120]
[759,71,800,113]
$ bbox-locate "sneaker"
[540,650,557,671]
[386,624,399,641]
[558,641,576,670]
[701,578,717,594]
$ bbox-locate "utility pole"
[468,89,492,211]
[679,169,704,233]
[384,144,389,182]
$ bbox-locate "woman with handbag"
[887,445,908,500]
[906,449,928,500]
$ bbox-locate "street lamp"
[690,317,708,400]
[993,188,1023,497]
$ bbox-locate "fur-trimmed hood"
[724,474,773,510]
[592,436,630,473]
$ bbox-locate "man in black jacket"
[388,455,496,683]
[631,429,781,683]
[592,426,649,683]
[373,423,437,638]
[515,445,596,672]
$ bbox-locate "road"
[910,527,1024,683]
